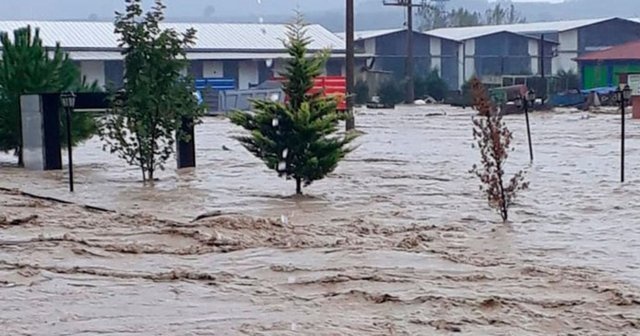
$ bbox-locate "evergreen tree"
[100,0,204,182]
[0,26,98,166]
[230,16,357,194]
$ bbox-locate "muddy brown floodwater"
[1,106,640,335]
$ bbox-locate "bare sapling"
[470,78,528,222]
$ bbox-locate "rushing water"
[1,105,640,285]
[2,105,640,334]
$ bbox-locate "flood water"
[2,105,640,334]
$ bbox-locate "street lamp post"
[61,92,76,192]
[617,84,632,183]
[517,90,536,162]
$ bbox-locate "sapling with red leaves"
[470,78,528,222]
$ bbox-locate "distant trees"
[230,16,357,194]
[0,26,98,166]
[419,2,526,30]
[100,0,204,182]
[484,3,526,25]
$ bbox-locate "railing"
[216,88,283,115]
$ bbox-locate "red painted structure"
[274,76,347,111]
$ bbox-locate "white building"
[0,21,346,90]
[427,17,640,88]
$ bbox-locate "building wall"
[464,39,475,81]
[104,60,124,88]
[553,30,578,73]
[430,38,442,75]
[203,61,224,78]
[439,38,459,90]
[238,60,259,89]
[529,40,539,75]
[79,61,105,87]
[578,19,640,54]
[581,60,640,89]
[372,31,431,79]
[473,32,531,78]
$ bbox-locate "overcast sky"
[0,0,566,21]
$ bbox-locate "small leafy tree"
[470,78,528,222]
[230,15,357,194]
[0,26,98,166]
[101,0,204,182]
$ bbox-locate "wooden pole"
[345,0,356,131]
[405,2,415,104]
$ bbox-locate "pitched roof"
[427,17,622,42]
[575,40,640,61]
[336,28,404,40]
[0,21,345,52]
[335,28,433,41]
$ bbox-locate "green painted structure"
[576,40,640,89]
[581,62,640,89]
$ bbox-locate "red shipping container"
[273,76,347,111]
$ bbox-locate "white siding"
[79,61,105,87]
[430,38,442,75]
[238,61,259,89]
[364,38,376,54]
[553,30,579,72]
[203,61,223,78]
[458,43,465,89]
[529,40,539,75]
[464,39,476,82]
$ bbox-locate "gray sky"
[0,0,562,21]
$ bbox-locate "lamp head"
[526,90,536,103]
[623,84,632,101]
[60,92,76,109]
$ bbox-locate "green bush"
[378,80,405,106]
[354,80,369,105]
[415,69,448,101]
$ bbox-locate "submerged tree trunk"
[17,146,24,167]
[296,177,302,195]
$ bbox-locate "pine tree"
[0,26,98,166]
[100,0,204,182]
[230,15,357,195]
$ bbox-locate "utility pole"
[406,3,415,104]
[345,0,355,130]
[384,0,422,104]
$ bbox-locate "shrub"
[378,79,405,106]
[470,77,528,222]
[354,80,369,105]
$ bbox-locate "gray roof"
[336,28,432,41]
[0,21,345,52]
[427,17,626,42]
